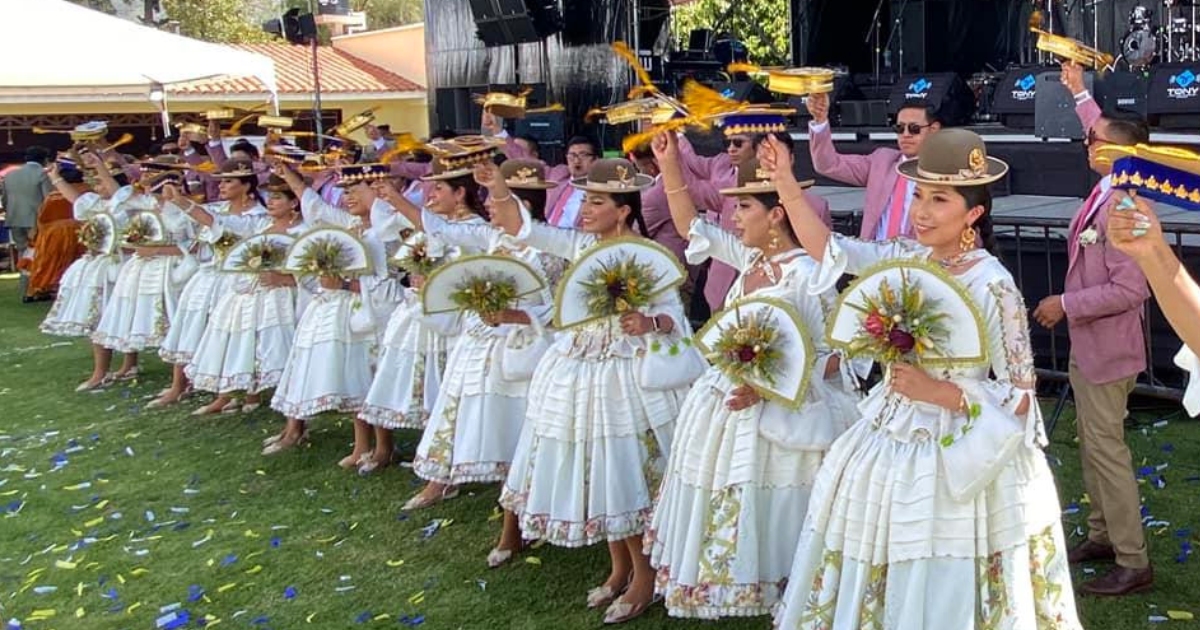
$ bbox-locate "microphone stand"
[866,0,887,89]
[882,0,909,76]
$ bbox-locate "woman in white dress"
[175,175,305,409]
[40,162,132,338]
[151,159,267,410]
[767,130,1082,629]
[494,159,692,624]
[352,156,492,475]
[264,162,403,457]
[644,132,860,619]
[400,159,563,515]
[80,160,179,391]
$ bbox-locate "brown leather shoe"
[1068,539,1116,564]
[1081,565,1154,596]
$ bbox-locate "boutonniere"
[1078,226,1099,247]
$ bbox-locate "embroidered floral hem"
[92,331,165,353]
[158,349,196,365]
[40,320,95,338]
[358,404,427,430]
[654,566,781,620]
[271,394,363,420]
[411,458,510,485]
[190,369,283,396]
[499,492,651,548]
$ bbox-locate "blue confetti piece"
[1063,503,1080,515]
[396,513,409,522]
[1137,465,1154,477]
[102,587,119,600]
[220,553,238,567]
[155,610,191,630]
[406,614,425,626]
[1153,475,1167,489]
[1177,529,1192,538]
[90,433,100,442]
[7,620,22,629]
[252,616,270,625]
[187,585,205,602]
[1141,505,1151,518]
[68,438,79,448]
[1161,443,1175,452]
[270,536,282,548]
[355,612,372,623]
[283,586,297,600]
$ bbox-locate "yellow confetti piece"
[305,612,317,623]
[117,574,126,584]
[385,559,405,568]
[350,522,359,531]
[55,560,77,570]
[95,500,109,510]
[84,517,104,528]
[127,601,141,614]
[28,568,46,578]
[217,582,237,593]
[204,615,221,627]
[408,591,425,605]
[75,607,85,618]
[125,432,142,439]
[255,469,267,476]
[244,529,260,538]
[29,609,56,619]
[487,507,503,522]
[245,551,264,560]
[244,565,263,575]
[524,556,542,565]
[84,562,100,571]
[76,582,85,597]
[373,614,391,621]
[207,558,215,567]
[203,595,212,604]
[238,487,249,495]
[129,567,149,576]
[71,528,84,537]
[0,489,19,496]
[99,534,118,542]
[1168,611,1195,620]
[315,535,338,543]
[62,483,89,490]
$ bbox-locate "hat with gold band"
[500,159,556,190]
[896,128,1008,186]
[1097,143,1200,212]
[211,158,258,180]
[718,159,814,196]
[715,107,796,137]
[336,163,391,187]
[422,135,503,181]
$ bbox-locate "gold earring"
[768,226,781,251]
[960,225,977,252]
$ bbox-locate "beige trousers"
[1069,354,1149,569]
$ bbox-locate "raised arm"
[474,161,523,236]
[45,163,81,205]
[374,178,423,230]
[650,132,696,239]
[806,93,872,186]
[765,135,831,262]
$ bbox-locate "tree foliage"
[671,0,791,66]
[161,0,274,44]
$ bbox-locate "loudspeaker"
[1147,62,1200,127]
[787,75,864,123]
[1035,70,1093,139]
[887,73,974,126]
[991,66,1040,129]
[514,111,565,144]
[709,81,773,104]
[838,100,891,127]
[891,0,952,74]
[435,85,488,133]
[469,0,560,47]
[1094,71,1149,117]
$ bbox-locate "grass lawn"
[0,274,1198,629]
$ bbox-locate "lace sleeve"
[986,276,1037,392]
[421,208,494,251]
[684,217,752,269]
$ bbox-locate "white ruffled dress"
[185,218,308,395]
[773,236,1081,630]
[91,199,187,353]
[158,201,266,365]
[358,211,487,431]
[498,219,691,548]
[40,188,137,337]
[269,192,402,419]
[411,213,564,485]
[647,219,861,619]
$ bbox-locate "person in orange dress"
[23,168,90,300]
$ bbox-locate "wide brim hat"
[766,67,836,96]
[144,170,185,193]
[71,120,109,142]
[500,159,556,190]
[570,158,654,194]
[714,106,797,137]
[718,158,813,196]
[335,163,391,187]
[477,91,529,119]
[139,154,188,173]
[211,158,258,180]
[422,136,503,182]
[332,107,379,137]
[896,128,1008,186]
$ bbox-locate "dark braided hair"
[445,173,487,219]
[611,191,650,238]
[511,189,548,223]
[959,184,1001,259]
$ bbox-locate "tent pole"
[309,0,324,150]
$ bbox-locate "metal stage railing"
[829,209,1192,433]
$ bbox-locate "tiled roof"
[169,43,424,96]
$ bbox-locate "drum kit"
[1121,0,1200,69]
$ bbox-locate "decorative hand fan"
[78,212,117,255]
[553,237,686,329]
[421,254,546,315]
[221,233,296,273]
[828,259,988,367]
[121,210,168,246]
[283,227,371,277]
[695,296,814,407]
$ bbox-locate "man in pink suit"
[1032,61,1153,597]
[677,130,830,312]
[806,93,942,241]
[540,136,599,228]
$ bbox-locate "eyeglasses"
[894,123,932,136]
[1084,128,1115,146]
[160,147,180,155]
[726,138,747,148]
[566,152,595,162]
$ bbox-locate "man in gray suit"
[3,146,52,297]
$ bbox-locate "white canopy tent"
[0,0,277,107]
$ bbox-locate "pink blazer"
[640,178,688,264]
[808,124,906,240]
[1062,96,1150,384]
